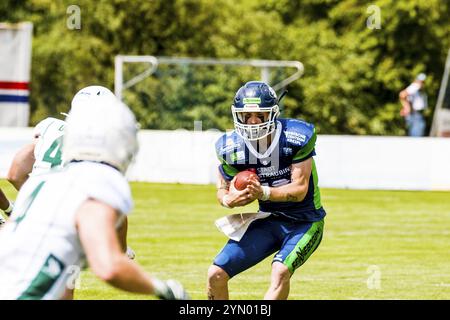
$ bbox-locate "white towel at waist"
[215,211,271,242]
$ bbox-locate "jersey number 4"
[43,137,63,167]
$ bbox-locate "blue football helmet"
[231,81,280,140]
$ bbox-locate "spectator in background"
[399,73,428,137]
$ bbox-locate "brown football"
[234,169,259,191]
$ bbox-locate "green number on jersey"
[43,137,63,167]
[14,181,45,231]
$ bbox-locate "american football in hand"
[234,169,259,191]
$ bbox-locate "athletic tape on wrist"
[260,186,271,201]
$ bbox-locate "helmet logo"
[243,97,261,104]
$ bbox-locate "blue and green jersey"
[215,118,326,222]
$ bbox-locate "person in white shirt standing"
[399,73,428,137]
[0,93,189,300]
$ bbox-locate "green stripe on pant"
[283,219,324,274]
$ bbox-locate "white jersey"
[0,161,133,300]
[31,117,66,176]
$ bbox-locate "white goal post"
[114,55,304,101]
[430,48,450,137]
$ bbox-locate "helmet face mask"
[231,81,280,141]
[232,106,279,141]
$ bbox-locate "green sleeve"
[219,159,239,180]
[292,128,317,162]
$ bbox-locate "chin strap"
[278,89,288,103]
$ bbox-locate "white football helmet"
[63,95,139,174]
[33,117,65,139]
[71,85,116,110]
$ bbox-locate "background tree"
[1,0,448,135]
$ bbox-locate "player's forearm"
[103,256,185,300]
[116,217,128,253]
[216,174,232,207]
[216,188,228,204]
[7,143,35,191]
[265,183,308,202]
[6,171,28,191]
[99,255,156,295]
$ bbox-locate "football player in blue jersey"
[207,81,326,300]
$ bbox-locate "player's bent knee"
[207,265,229,286]
[272,262,291,283]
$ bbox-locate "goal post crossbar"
[114,55,304,100]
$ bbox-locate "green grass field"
[1,180,449,300]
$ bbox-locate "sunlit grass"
[1,180,448,300]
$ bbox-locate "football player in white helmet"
[7,85,115,190]
[7,86,135,260]
[4,117,65,228]
[7,117,65,190]
[0,94,189,300]
[2,85,112,223]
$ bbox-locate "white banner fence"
[0,22,33,127]
[1,128,450,190]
